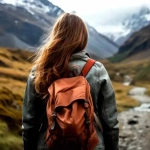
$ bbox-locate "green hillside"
[1,47,150,150]
[0,48,33,150]
[109,24,150,62]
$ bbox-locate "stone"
[128,119,138,125]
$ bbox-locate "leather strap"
[81,59,103,133]
[81,59,96,77]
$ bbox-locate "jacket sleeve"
[97,64,119,150]
[22,69,41,150]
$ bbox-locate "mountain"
[0,0,118,59]
[104,6,150,46]
[109,24,150,62]
[86,24,118,59]
[0,32,30,49]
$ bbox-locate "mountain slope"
[109,24,150,62]
[119,24,150,54]
[0,47,32,150]
[103,6,150,46]
[0,32,30,50]
[87,24,118,59]
[0,1,118,59]
[122,49,150,62]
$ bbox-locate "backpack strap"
[81,59,96,77]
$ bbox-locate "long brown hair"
[33,13,88,98]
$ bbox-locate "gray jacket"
[22,51,119,150]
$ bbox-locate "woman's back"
[22,13,119,150]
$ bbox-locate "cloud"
[51,0,150,16]
[50,0,150,32]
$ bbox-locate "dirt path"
[119,87,150,150]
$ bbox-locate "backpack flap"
[49,76,89,136]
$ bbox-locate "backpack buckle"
[52,111,56,119]
[51,111,56,131]
[85,118,90,126]
[85,110,90,126]
[51,121,55,131]
[84,100,89,108]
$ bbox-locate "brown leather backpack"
[46,59,99,150]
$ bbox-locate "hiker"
[22,13,119,150]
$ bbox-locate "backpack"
[46,59,99,150]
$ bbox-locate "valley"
[0,47,149,149]
[0,0,150,150]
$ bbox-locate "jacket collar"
[70,50,90,60]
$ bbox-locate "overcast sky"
[4,0,150,33]
[50,0,150,32]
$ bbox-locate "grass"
[0,47,149,150]
[146,90,150,96]
[108,50,130,62]
[0,67,28,81]
[112,82,140,112]
[0,48,30,150]
[101,59,150,112]
[0,121,23,150]
[102,58,150,112]
[101,59,150,83]
[134,64,150,81]
[0,48,31,138]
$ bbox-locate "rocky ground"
[119,111,150,150]
[119,87,150,150]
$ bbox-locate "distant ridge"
[0,1,118,59]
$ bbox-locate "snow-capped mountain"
[0,0,64,17]
[0,0,118,59]
[103,6,150,46]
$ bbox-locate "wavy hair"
[33,13,88,98]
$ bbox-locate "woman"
[22,13,119,150]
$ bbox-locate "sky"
[50,0,150,33]
[3,0,150,34]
